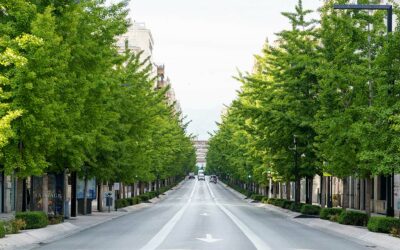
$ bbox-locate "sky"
[129,0,323,140]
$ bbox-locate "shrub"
[338,210,368,226]
[261,197,269,203]
[250,194,264,201]
[15,211,48,229]
[48,215,63,225]
[367,216,400,233]
[329,214,340,222]
[282,200,294,209]
[115,199,129,209]
[5,219,27,233]
[0,221,5,238]
[320,208,344,220]
[289,202,304,212]
[300,204,321,215]
[139,193,150,201]
[266,198,276,205]
[274,199,285,208]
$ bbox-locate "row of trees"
[0,0,196,189]
[206,0,400,215]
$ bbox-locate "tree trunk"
[309,177,313,204]
[295,178,301,203]
[320,175,326,208]
[365,177,372,217]
[42,174,48,214]
[273,182,277,198]
[71,172,77,217]
[97,184,103,212]
[83,175,88,215]
[286,181,291,200]
[342,177,349,209]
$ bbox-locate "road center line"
[140,180,197,250]
[206,180,271,250]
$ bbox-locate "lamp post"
[333,3,394,217]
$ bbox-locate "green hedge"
[368,216,400,233]
[289,202,304,212]
[282,200,295,209]
[320,208,343,220]
[300,204,321,215]
[0,221,5,238]
[15,211,48,229]
[338,210,368,226]
[250,194,265,201]
[261,197,269,203]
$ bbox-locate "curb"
[219,181,248,200]
[259,203,400,250]
[0,181,185,250]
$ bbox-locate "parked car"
[210,175,217,183]
[188,172,195,179]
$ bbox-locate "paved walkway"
[0,182,182,250]
[222,182,400,250]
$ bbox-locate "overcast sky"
[129,0,323,140]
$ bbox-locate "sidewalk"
[222,182,400,250]
[259,203,400,250]
[0,181,184,250]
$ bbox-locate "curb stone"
[0,180,185,250]
[260,203,400,250]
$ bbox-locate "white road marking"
[140,181,197,250]
[196,234,222,243]
[206,181,271,250]
[200,212,209,216]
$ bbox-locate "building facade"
[193,140,208,170]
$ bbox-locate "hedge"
[261,197,269,203]
[368,216,400,233]
[289,202,304,212]
[320,208,343,220]
[0,221,5,238]
[338,210,368,226]
[300,204,321,215]
[15,211,48,229]
[250,194,265,202]
[282,200,294,209]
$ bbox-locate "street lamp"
[333,3,394,217]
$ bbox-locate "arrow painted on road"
[196,234,222,243]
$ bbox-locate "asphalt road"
[36,178,376,250]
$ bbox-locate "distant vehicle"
[210,175,217,183]
[198,171,205,181]
[188,172,195,179]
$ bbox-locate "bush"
[261,197,269,203]
[329,214,341,222]
[282,200,294,209]
[48,215,63,225]
[289,202,304,212]
[266,198,276,204]
[274,199,285,208]
[300,204,321,215]
[115,199,129,209]
[338,210,368,226]
[15,211,48,229]
[320,208,344,220]
[368,216,400,233]
[139,193,150,201]
[5,219,27,233]
[250,194,264,201]
[0,221,5,238]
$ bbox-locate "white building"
[117,22,154,63]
